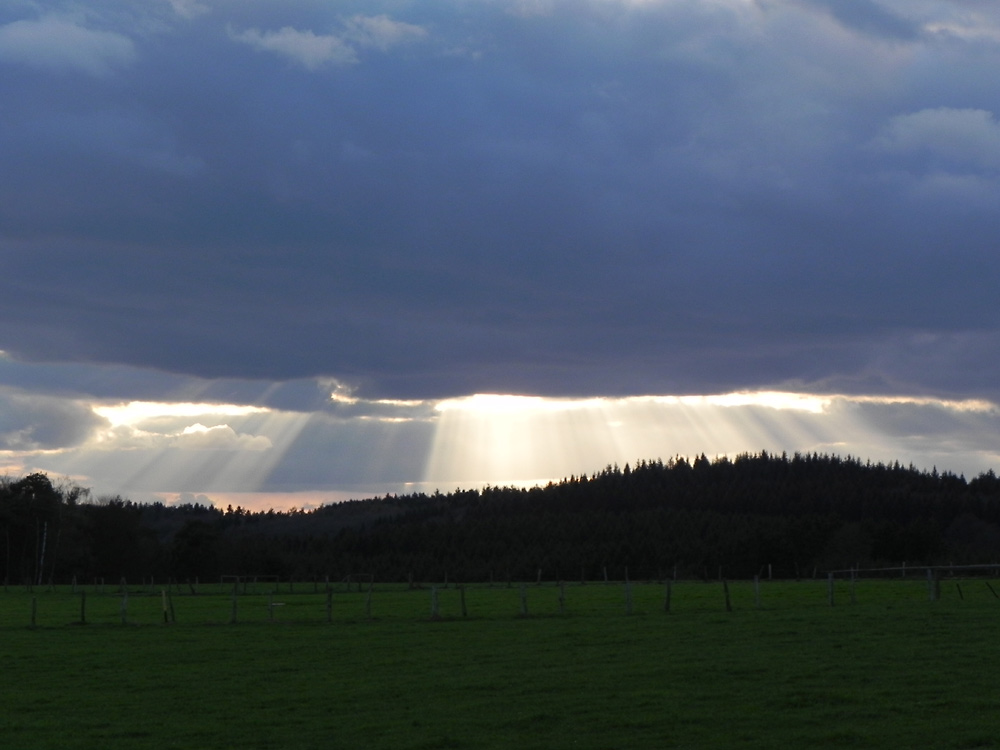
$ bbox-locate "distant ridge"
[7,452,998,584]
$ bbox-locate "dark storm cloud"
[2,0,1000,401]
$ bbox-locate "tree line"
[3,452,1000,586]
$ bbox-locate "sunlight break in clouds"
[425,392,1000,490]
[93,401,268,427]
[70,400,312,500]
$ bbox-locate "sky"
[2,0,1000,509]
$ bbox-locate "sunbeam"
[63,400,313,497]
[424,391,1000,489]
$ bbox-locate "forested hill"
[4,453,1000,585]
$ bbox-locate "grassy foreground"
[1,579,999,749]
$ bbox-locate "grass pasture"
[1,578,1000,749]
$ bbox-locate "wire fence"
[5,571,1000,630]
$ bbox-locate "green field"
[2,579,999,749]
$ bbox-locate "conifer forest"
[4,452,1000,586]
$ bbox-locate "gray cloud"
[1,0,999,404]
[0,388,105,450]
[229,25,359,68]
[0,14,136,76]
[799,0,920,40]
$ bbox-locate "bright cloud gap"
[3,389,998,513]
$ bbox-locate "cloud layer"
[2,1,1000,501]
[3,1,1000,400]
